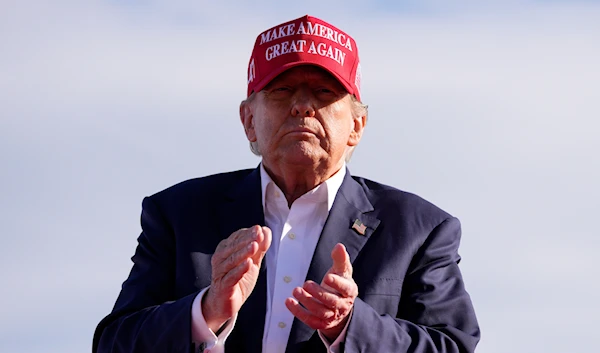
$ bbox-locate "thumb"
[331,243,352,277]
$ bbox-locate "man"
[93,15,480,353]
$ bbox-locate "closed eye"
[264,86,293,99]
[315,87,342,100]
[317,88,334,94]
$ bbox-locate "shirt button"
[278,322,286,328]
[288,233,296,240]
[283,276,292,283]
[274,190,281,198]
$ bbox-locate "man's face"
[241,66,365,170]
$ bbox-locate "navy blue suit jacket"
[93,167,480,352]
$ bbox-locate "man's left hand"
[285,243,358,341]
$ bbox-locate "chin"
[279,143,325,166]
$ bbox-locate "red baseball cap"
[246,15,362,101]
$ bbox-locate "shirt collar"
[260,162,346,211]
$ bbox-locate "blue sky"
[1,1,599,352]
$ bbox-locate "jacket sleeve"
[344,218,480,352]
[93,196,196,353]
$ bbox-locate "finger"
[302,281,342,309]
[213,229,248,264]
[251,226,272,265]
[229,226,261,250]
[213,241,258,280]
[213,227,259,265]
[322,273,358,298]
[285,297,326,330]
[220,257,253,289]
[330,243,352,277]
[292,286,335,320]
[259,226,272,253]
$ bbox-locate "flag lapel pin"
[352,219,367,235]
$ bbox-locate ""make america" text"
[259,21,353,52]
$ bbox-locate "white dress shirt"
[191,163,348,353]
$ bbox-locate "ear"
[347,114,367,147]
[240,100,257,142]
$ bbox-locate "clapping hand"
[202,225,272,332]
[285,243,358,341]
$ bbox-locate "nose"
[290,89,316,118]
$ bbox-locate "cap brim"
[250,60,356,99]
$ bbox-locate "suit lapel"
[219,167,268,353]
[286,171,381,352]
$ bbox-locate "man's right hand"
[202,225,272,332]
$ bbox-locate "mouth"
[286,127,317,135]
